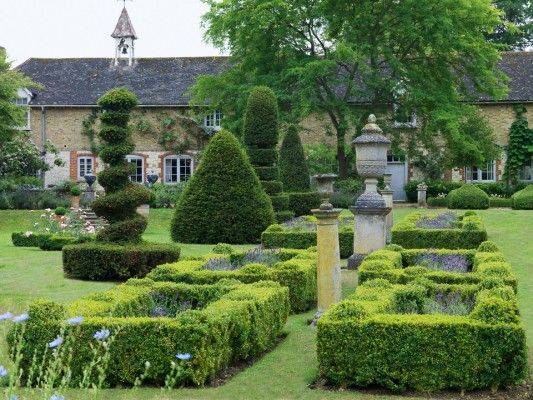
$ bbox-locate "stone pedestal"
[348,178,391,269]
[137,204,150,217]
[417,183,428,207]
[312,206,342,317]
[380,174,394,244]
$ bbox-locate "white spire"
[112,6,137,66]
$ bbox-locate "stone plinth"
[380,174,394,244]
[312,206,342,317]
[417,183,428,207]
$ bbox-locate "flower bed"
[147,246,317,312]
[358,242,517,290]
[317,269,527,391]
[11,279,290,387]
[391,211,487,249]
[261,216,353,258]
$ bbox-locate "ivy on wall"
[81,109,100,154]
[503,105,533,186]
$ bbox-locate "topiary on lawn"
[90,87,153,243]
[243,86,294,221]
[171,130,275,244]
[280,125,311,192]
[512,184,533,209]
[447,184,490,209]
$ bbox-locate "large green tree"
[193,0,507,178]
[489,0,532,50]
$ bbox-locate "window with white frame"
[519,155,532,182]
[164,155,193,183]
[126,155,144,183]
[15,89,31,130]
[393,103,417,128]
[77,156,94,179]
[465,160,496,182]
[204,110,223,130]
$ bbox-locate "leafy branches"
[503,105,533,185]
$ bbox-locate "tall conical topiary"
[91,87,153,243]
[279,125,311,192]
[243,86,293,222]
[171,130,275,244]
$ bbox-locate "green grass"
[0,208,530,399]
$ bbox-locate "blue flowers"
[67,316,83,326]
[93,328,110,341]
[0,312,13,321]
[49,394,65,400]
[9,395,18,400]
[175,353,192,361]
[48,336,64,349]
[0,364,7,377]
[12,313,29,323]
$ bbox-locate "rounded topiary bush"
[279,125,311,192]
[171,130,275,244]
[447,184,490,209]
[512,184,533,210]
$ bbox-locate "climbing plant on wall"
[503,105,533,186]
[81,109,100,154]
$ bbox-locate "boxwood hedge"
[318,266,527,391]
[12,232,50,247]
[13,279,289,387]
[512,184,533,210]
[391,211,487,249]
[261,224,353,259]
[147,247,317,312]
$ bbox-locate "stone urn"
[314,173,338,210]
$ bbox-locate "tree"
[279,125,311,191]
[91,87,153,243]
[193,0,507,178]
[171,130,275,244]
[488,0,532,50]
[503,105,533,186]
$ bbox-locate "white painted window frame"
[465,160,496,182]
[204,110,223,131]
[77,156,94,180]
[164,155,193,184]
[126,155,145,184]
[15,88,32,130]
[519,155,533,182]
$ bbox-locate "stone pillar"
[380,174,394,244]
[417,182,428,207]
[312,206,342,318]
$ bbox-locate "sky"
[0,0,223,66]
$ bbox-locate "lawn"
[0,208,531,399]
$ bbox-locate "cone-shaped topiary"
[91,87,154,243]
[243,86,293,221]
[171,130,275,244]
[279,125,311,192]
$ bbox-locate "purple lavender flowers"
[416,212,458,229]
[415,252,470,272]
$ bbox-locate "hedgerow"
[147,247,317,312]
[13,279,289,387]
[318,251,527,391]
[11,232,50,247]
[391,211,487,249]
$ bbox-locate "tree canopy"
[193,0,508,178]
[489,0,532,50]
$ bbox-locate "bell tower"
[112,3,137,66]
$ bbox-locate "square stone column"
[312,207,342,317]
[380,174,394,244]
[417,182,428,207]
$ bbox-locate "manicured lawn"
[0,208,531,399]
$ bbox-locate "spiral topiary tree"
[171,130,275,244]
[91,87,153,243]
[279,125,311,192]
[243,86,294,222]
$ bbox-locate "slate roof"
[112,7,137,39]
[17,52,532,107]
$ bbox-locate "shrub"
[148,247,317,312]
[447,184,490,209]
[54,206,67,216]
[38,234,92,251]
[317,278,527,392]
[171,130,274,244]
[149,182,185,208]
[279,125,311,192]
[489,196,513,208]
[14,279,289,387]
[391,211,487,249]
[512,184,533,210]
[275,210,296,223]
[330,192,355,209]
[11,232,49,247]
[70,185,82,196]
[404,179,462,203]
[427,196,448,207]
[63,242,181,280]
[287,192,321,216]
[90,87,153,243]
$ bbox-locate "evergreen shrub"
[512,184,533,209]
[287,192,321,216]
[489,196,513,208]
[11,232,49,247]
[447,184,490,209]
[279,126,311,192]
[171,130,275,244]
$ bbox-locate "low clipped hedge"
[512,184,533,210]
[147,247,317,312]
[391,211,487,249]
[11,232,50,247]
[38,234,93,251]
[63,242,181,281]
[287,192,321,216]
[489,196,513,208]
[261,224,353,259]
[358,242,517,291]
[13,279,289,387]
[318,266,527,391]
[447,184,490,209]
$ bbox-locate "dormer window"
[15,88,31,130]
[204,110,223,131]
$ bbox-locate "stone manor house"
[15,7,533,200]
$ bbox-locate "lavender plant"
[415,252,471,272]
[423,292,475,315]
[416,211,458,229]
